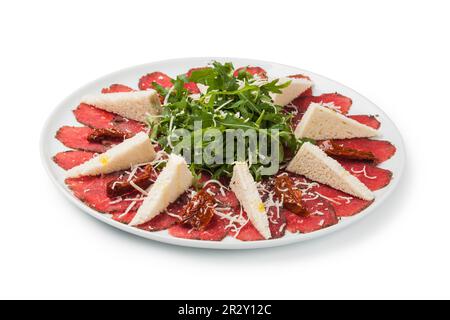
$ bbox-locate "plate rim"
[40,56,406,250]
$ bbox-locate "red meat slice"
[184,67,210,94]
[289,74,311,81]
[113,210,178,232]
[169,215,228,241]
[138,71,173,90]
[199,174,240,208]
[285,173,372,219]
[229,212,260,241]
[65,173,141,214]
[73,103,146,134]
[53,150,95,170]
[183,82,200,94]
[291,93,353,115]
[166,178,234,241]
[285,196,338,234]
[233,66,268,79]
[101,84,134,93]
[230,207,287,241]
[56,126,110,153]
[312,183,372,217]
[66,170,176,231]
[331,138,396,164]
[338,160,392,191]
[138,213,179,231]
[348,115,381,129]
[112,193,185,231]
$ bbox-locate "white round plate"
[41,57,405,249]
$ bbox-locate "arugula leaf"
[148,61,301,180]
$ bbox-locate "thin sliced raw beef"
[53,150,95,170]
[183,82,200,94]
[184,67,210,94]
[289,74,313,97]
[65,173,142,214]
[230,207,287,241]
[285,172,371,219]
[138,71,173,90]
[348,115,381,129]
[289,74,312,81]
[169,215,228,241]
[285,196,338,234]
[112,193,183,231]
[199,174,240,208]
[56,126,109,153]
[331,138,396,164]
[338,160,392,191]
[101,84,134,93]
[228,212,260,241]
[233,66,268,79]
[113,210,178,232]
[289,93,353,129]
[312,183,372,217]
[138,213,178,231]
[291,93,353,114]
[73,103,146,134]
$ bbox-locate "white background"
[0,0,448,300]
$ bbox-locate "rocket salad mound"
[52,61,397,242]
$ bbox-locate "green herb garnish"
[148,61,309,180]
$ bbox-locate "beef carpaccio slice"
[286,173,371,219]
[169,215,229,241]
[233,66,268,78]
[311,182,372,218]
[56,126,110,153]
[73,103,146,134]
[101,84,134,93]
[289,93,353,128]
[185,67,210,94]
[338,160,392,191]
[291,93,353,114]
[183,82,200,94]
[65,172,141,214]
[228,207,287,241]
[330,138,396,164]
[53,150,95,170]
[280,174,339,233]
[66,169,179,232]
[347,115,381,129]
[112,192,188,231]
[168,178,232,241]
[112,203,180,232]
[138,71,173,90]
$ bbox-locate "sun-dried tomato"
[106,165,155,198]
[274,175,309,217]
[181,189,215,230]
[87,128,132,143]
[320,140,375,162]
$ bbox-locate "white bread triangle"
[295,102,378,140]
[67,132,156,178]
[81,90,161,123]
[271,77,312,106]
[230,162,271,239]
[286,142,374,201]
[129,154,193,226]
